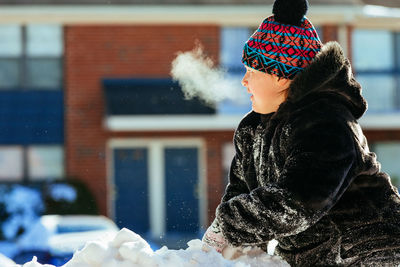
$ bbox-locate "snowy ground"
[1,228,289,267]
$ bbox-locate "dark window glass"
[26,58,62,89]
[0,58,20,89]
[0,24,63,90]
[103,79,215,115]
[357,74,396,112]
[353,30,394,71]
[353,29,399,112]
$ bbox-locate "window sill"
[359,113,400,129]
[104,114,243,131]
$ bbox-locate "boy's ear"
[273,75,292,91]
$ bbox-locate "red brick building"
[2,0,400,246]
[64,24,225,233]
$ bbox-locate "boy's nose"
[241,75,248,87]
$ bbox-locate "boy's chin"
[252,105,264,114]
[252,106,275,115]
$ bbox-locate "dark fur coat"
[214,42,400,266]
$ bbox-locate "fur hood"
[284,41,367,120]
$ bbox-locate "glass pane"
[316,26,323,43]
[0,25,22,57]
[357,74,396,112]
[0,146,23,181]
[353,30,394,71]
[26,24,63,57]
[0,59,20,88]
[221,27,251,70]
[28,146,64,180]
[26,58,62,89]
[219,27,254,115]
[373,142,400,188]
[217,73,251,115]
[396,33,400,68]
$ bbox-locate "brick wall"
[64,24,225,219]
[365,130,400,142]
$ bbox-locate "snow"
[1,186,44,240]
[6,228,289,267]
[17,218,51,251]
[0,241,18,259]
[48,184,77,203]
[0,253,16,266]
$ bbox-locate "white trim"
[337,24,348,57]
[107,137,207,236]
[199,143,208,229]
[363,5,400,19]
[0,145,24,182]
[1,5,400,29]
[359,114,400,130]
[148,141,165,238]
[106,141,115,219]
[106,113,400,131]
[105,115,242,131]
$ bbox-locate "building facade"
[1,0,400,246]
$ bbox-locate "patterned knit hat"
[242,0,322,80]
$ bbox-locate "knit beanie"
[242,0,322,80]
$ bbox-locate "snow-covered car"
[13,215,119,265]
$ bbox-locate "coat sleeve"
[216,118,356,246]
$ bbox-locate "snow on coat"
[214,41,400,266]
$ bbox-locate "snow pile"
[0,253,16,266]
[15,228,289,267]
[0,185,44,240]
[47,184,77,203]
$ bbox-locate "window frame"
[0,24,64,90]
[0,145,64,182]
[352,29,400,111]
[0,145,24,182]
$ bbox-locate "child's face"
[241,66,289,114]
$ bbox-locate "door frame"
[106,137,207,237]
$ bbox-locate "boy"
[203,0,400,265]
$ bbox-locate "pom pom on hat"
[272,0,309,26]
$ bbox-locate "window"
[0,25,22,88]
[0,145,64,182]
[372,142,400,187]
[27,146,64,181]
[352,30,400,112]
[0,146,24,181]
[221,27,251,74]
[316,27,324,43]
[103,79,215,115]
[218,27,252,115]
[0,24,63,90]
